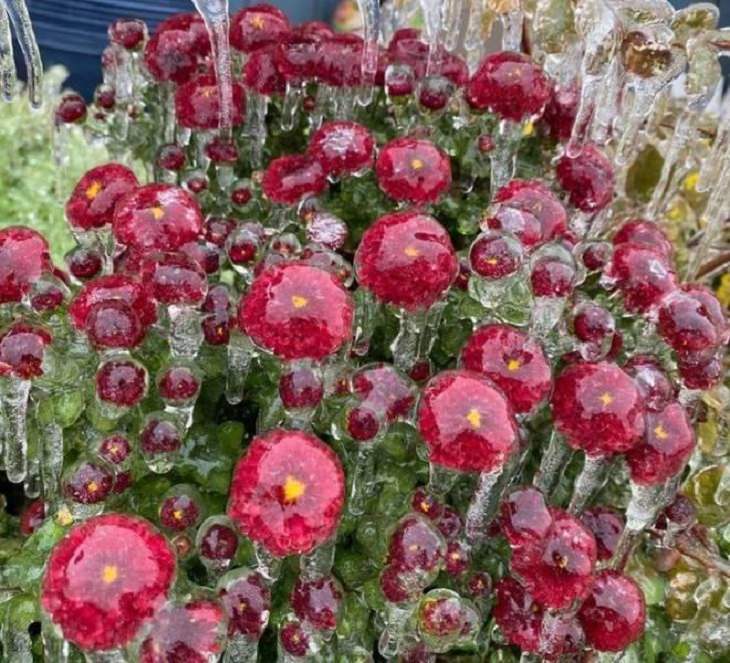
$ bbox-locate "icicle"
[533,431,573,496]
[84,650,130,663]
[226,331,254,405]
[465,466,504,544]
[300,538,336,581]
[418,0,444,76]
[697,91,730,193]
[4,0,42,107]
[247,92,268,168]
[464,0,490,72]
[490,119,522,196]
[567,453,611,514]
[41,421,64,499]
[589,57,623,145]
[2,377,31,484]
[23,452,41,498]
[352,289,380,357]
[0,5,15,101]
[443,0,467,52]
[253,542,282,583]
[566,0,619,157]
[491,0,524,52]
[391,303,444,374]
[348,440,377,516]
[190,0,234,140]
[2,624,33,663]
[615,45,687,167]
[281,83,303,132]
[646,108,695,217]
[168,304,204,359]
[379,602,416,659]
[356,0,380,106]
[224,636,259,663]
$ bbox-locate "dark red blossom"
[417,370,518,473]
[113,184,203,253]
[227,429,345,557]
[355,211,457,312]
[551,361,645,456]
[240,262,353,360]
[41,514,175,651]
[461,324,551,414]
[66,164,138,231]
[175,74,246,130]
[261,155,327,205]
[466,52,551,121]
[0,226,51,304]
[375,137,451,204]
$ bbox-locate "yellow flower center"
[85,181,103,200]
[173,509,184,521]
[599,392,614,407]
[87,481,98,493]
[102,565,119,584]
[411,158,424,170]
[282,475,306,504]
[404,246,420,257]
[654,424,669,440]
[506,358,521,372]
[150,205,165,221]
[466,408,482,429]
[291,295,308,309]
[250,14,265,29]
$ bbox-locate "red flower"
[349,363,416,427]
[86,301,145,350]
[108,18,147,51]
[64,462,114,505]
[499,486,553,549]
[0,323,52,379]
[227,429,345,557]
[577,570,646,652]
[551,361,645,456]
[492,577,543,652]
[230,4,291,53]
[66,164,138,231]
[157,365,201,405]
[261,154,327,205]
[144,30,198,84]
[318,34,364,87]
[0,226,51,304]
[243,45,286,96]
[156,13,211,56]
[542,83,578,141]
[69,274,157,331]
[417,370,518,473]
[469,232,523,279]
[354,211,458,312]
[175,74,246,130]
[623,354,675,413]
[530,256,576,297]
[466,52,551,121]
[140,599,226,663]
[613,219,673,259]
[658,284,727,354]
[96,358,148,408]
[556,144,615,213]
[626,401,695,486]
[580,507,624,561]
[239,262,353,360]
[275,35,321,82]
[387,514,446,573]
[291,575,343,631]
[219,570,271,639]
[113,184,203,253]
[141,252,208,305]
[510,509,597,609]
[41,514,175,651]
[489,179,568,247]
[461,324,552,414]
[608,243,676,313]
[20,499,46,536]
[375,138,451,204]
[308,121,375,177]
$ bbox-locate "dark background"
[16,1,730,100]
